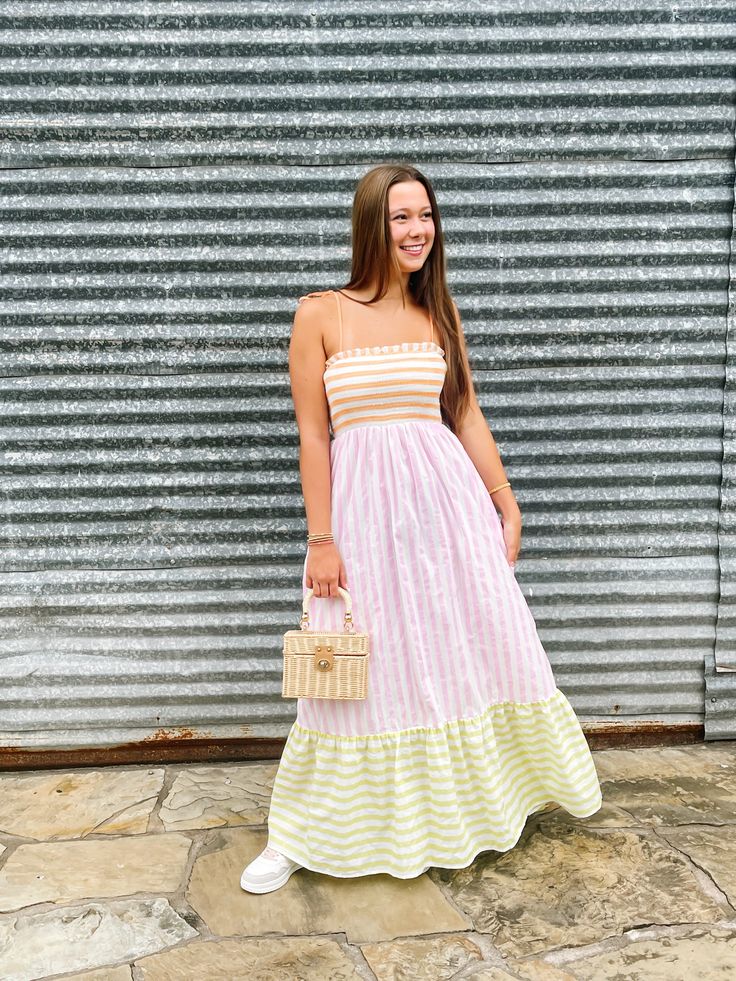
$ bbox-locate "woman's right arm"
[288,295,348,598]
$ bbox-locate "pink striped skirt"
[267,419,603,878]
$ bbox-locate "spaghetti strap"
[333,289,343,351]
[297,290,344,351]
[428,310,434,345]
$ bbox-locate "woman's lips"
[400,244,424,254]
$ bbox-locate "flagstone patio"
[0,742,735,980]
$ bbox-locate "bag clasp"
[313,638,334,671]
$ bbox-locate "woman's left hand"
[500,510,522,569]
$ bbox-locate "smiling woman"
[240,163,603,894]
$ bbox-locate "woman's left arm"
[452,304,522,565]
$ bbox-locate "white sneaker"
[240,845,302,894]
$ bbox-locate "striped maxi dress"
[267,289,602,878]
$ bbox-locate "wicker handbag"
[282,586,370,699]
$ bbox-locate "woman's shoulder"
[292,291,338,362]
[296,289,338,306]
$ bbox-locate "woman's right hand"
[305,542,349,598]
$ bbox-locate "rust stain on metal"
[0,722,704,772]
[583,721,703,749]
[0,736,288,772]
[144,727,201,742]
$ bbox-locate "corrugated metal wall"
[710,133,736,736]
[1,1,735,757]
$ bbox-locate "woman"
[241,163,602,894]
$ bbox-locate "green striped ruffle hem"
[266,687,603,879]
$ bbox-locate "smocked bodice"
[323,341,446,435]
[297,289,446,437]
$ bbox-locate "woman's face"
[387,180,435,274]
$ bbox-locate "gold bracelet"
[307,533,334,543]
[488,480,511,495]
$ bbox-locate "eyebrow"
[389,206,432,215]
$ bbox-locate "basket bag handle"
[299,586,356,633]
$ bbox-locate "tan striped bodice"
[299,289,446,436]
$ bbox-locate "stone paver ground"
[0,742,735,980]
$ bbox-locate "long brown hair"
[338,163,473,435]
